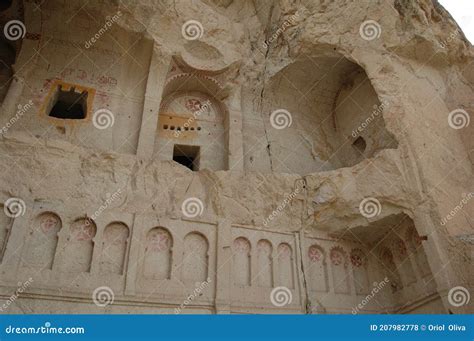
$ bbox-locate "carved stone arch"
[232,237,251,286]
[143,227,173,280]
[277,242,294,289]
[182,231,209,283]
[99,222,130,275]
[62,218,96,273]
[390,237,417,285]
[307,244,328,292]
[329,246,350,294]
[380,246,402,293]
[154,58,230,171]
[256,239,273,287]
[22,212,61,269]
[350,248,369,295]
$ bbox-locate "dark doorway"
[173,145,200,171]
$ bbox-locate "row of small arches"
[232,237,294,289]
[22,212,129,275]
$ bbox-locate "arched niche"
[63,218,96,272]
[350,248,370,295]
[99,222,129,275]
[250,49,398,174]
[277,243,294,289]
[390,237,417,285]
[307,244,328,292]
[0,204,12,262]
[380,247,402,293]
[154,60,229,171]
[143,227,172,280]
[329,246,350,294]
[182,232,209,283]
[23,212,61,270]
[256,239,273,287]
[232,237,251,286]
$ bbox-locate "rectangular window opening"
[48,85,88,120]
[173,144,200,171]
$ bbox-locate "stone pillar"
[296,231,308,313]
[224,86,244,171]
[124,214,143,295]
[214,219,232,313]
[412,211,459,313]
[136,45,171,159]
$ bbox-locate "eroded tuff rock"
[0,0,472,314]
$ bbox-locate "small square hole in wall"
[47,85,88,119]
[173,144,200,171]
[352,136,366,154]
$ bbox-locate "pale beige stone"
[0,0,472,314]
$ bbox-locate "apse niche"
[154,58,228,171]
[261,50,398,175]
